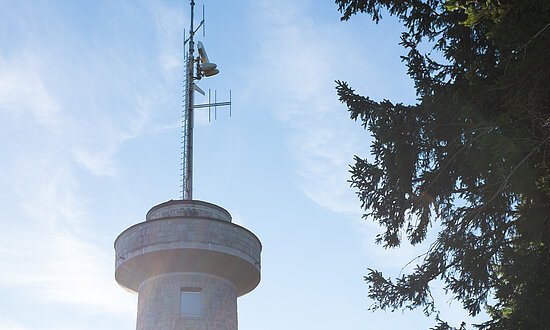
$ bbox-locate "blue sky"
[0,1,487,329]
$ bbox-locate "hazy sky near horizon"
[0,1,486,329]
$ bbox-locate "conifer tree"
[335,1,550,328]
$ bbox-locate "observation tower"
[114,2,261,329]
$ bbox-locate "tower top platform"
[146,199,232,222]
[114,200,261,296]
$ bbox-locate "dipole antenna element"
[181,1,231,200]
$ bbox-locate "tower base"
[137,272,237,330]
[114,200,261,330]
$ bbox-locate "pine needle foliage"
[335,0,550,328]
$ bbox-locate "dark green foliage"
[335,0,550,328]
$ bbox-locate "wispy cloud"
[0,52,61,127]
[0,221,135,316]
[144,0,186,80]
[245,1,442,285]
[0,319,26,330]
[0,1,186,325]
[0,51,136,320]
[247,0,370,215]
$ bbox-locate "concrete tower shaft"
[115,200,262,330]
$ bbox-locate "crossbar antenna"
[181,0,232,200]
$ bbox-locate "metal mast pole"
[182,0,195,200]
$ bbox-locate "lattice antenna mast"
[182,0,197,200]
[181,1,230,200]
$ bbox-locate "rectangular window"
[180,288,202,317]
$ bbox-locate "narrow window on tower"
[180,287,202,317]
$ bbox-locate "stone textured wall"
[114,216,262,296]
[115,217,261,269]
[137,272,237,330]
[115,200,261,330]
